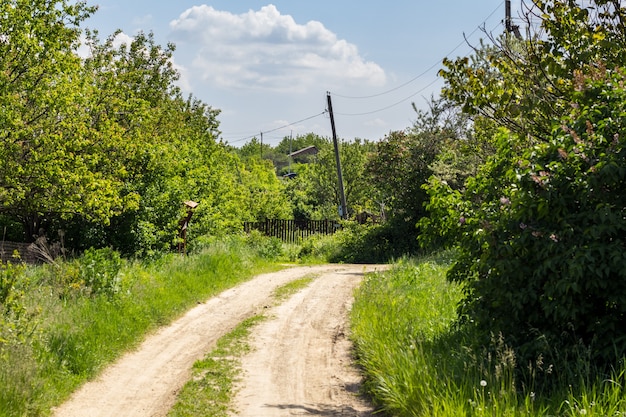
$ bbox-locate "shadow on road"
[265,402,375,416]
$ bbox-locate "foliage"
[276,135,378,220]
[326,221,420,264]
[0,0,134,239]
[78,248,123,298]
[423,0,626,378]
[0,237,283,417]
[0,3,293,257]
[244,230,284,260]
[0,260,30,354]
[364,97,478,254]
[366,130,434,225]
[237,158,293,222]
[351,255,626,417]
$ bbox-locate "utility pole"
[260,131,263,159]
[505,0,522,39]
[289,130,292,174]
[326,92,348,220]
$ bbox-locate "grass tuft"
[167,315,266,417]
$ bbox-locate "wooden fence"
[244,219,340,243]
[0,241,39,264]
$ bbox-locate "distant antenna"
[505,0,522,39]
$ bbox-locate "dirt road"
[51,264,386,417]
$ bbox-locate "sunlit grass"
[168,315,266,417]
[0,237,284,417]
[350,252,626,417]
[271,275,316,302]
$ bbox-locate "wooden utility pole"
[505,0,522,39]
[260,131,263,159]
[326,92,348,219]
[289,130,293,173]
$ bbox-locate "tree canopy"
[422,0,626,378]
[0,0,292,255]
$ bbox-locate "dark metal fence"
[0,241,38,264]
[244,219,340,243]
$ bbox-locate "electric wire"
[333,20,505,117]
[224,111,327,144]
[329,1,504,100]
[221,2,510,143]
[335,77,441,117]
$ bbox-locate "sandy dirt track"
[51,264,386,417]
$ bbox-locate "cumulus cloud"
[111,31,134,49]
[169,4,386,93]
[75,31,134,58]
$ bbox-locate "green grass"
[167,315,266,417]
[271,275,316,302]
[0,236,286,417]
[350,252,626,417]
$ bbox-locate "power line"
[334,77,441,117]
[224,111,327,144]
[333,15,507,117]
[221,2,509,143]
[329,2,504,101]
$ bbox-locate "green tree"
[423,0,626,378]
[283,137,376,220]
[365,97,473,254]
[0,0,134,240]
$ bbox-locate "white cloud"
[169,4,386,93]
[112,31,134,49]
[75,31,134,58]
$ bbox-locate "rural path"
[51,264,387,417]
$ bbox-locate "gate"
[243,219,340,243]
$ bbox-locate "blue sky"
[83,1,522,146]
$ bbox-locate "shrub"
[422,67,626,382]
[0,260,34,365]
[78,247,123,298]
[328,221,420,264]
[244,230,284,260]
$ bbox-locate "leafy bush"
[78,247,123,298]
[327,221,420,264]
[423,66,626,380]
[296,234,341,262]
[244,230,284,260]
[0,260,29,355]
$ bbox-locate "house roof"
[288,145,318,158]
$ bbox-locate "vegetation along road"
[51,264,387,417]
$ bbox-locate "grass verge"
[350,252,626,416]
[0,236,286,417]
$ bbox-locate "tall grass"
[351,252,626,416]
[0,234,285,417]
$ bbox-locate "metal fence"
[244,219,340,243]
[0,241,38,264]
